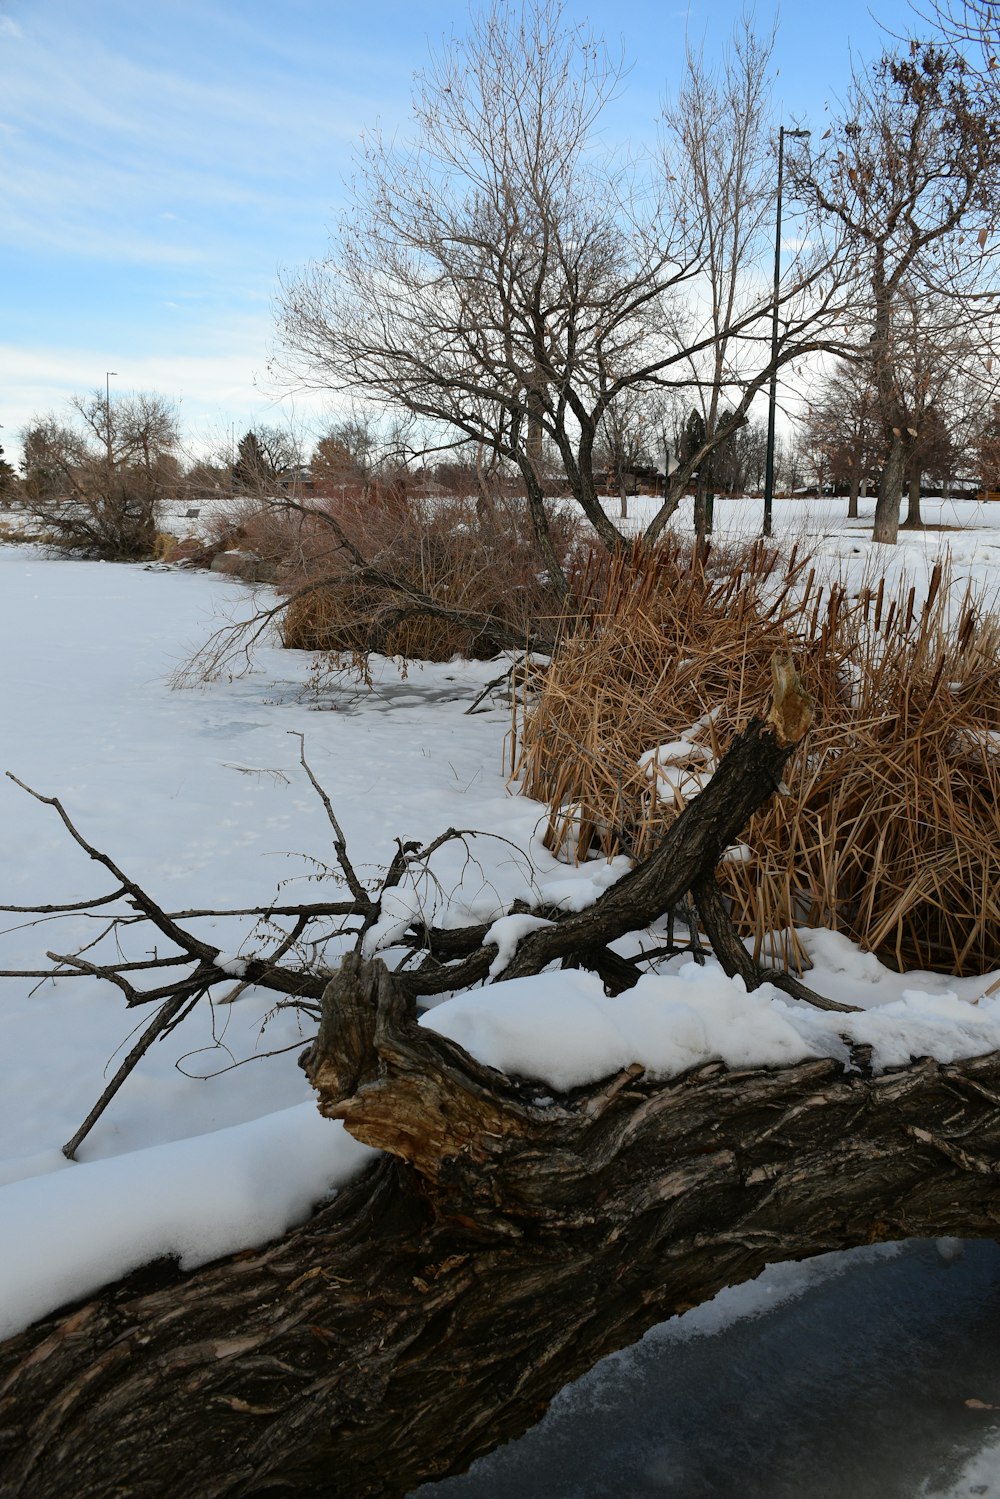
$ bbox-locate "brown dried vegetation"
[232,490,581,661]
[513,540,1000,975]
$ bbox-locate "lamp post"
[762,128,809,539]
[105,371,118,471]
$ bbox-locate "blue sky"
[0,0,924,466]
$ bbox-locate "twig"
[162,900,362,920]
[0,888,127,914]
[288,734,371,908]
[464,657,526,715]
[61,987,207,1160]
[6,773,216,962]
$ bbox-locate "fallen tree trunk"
[4,655,1000,1496]
[4,966,1000,1499]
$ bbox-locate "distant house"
[409,478,448,500]
[595,464,664,496]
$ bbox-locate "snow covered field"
[4,496,1000,1494]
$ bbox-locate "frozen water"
[416,1241,1000,1498]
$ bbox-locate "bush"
[227,489,584,662]
[35,485,160,561]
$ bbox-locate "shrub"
[265,490,583,662]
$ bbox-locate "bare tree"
[802,362,883,517]
[798,42,1000,543]
[735,418,769,493]
[977,389,1000,493]
[773,430,807,496]
[19,418,85,508]
[20,392,180,559]
[657,23,811,543]
[278,2,847,579]
[594,389,664,520]
[918,0,1000,83]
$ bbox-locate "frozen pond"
[417,1240,1000,1498]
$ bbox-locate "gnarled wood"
[4,958,1000,1498]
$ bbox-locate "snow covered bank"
[0,548,558,1335]
[4,532,1000,1499]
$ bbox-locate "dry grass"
[275,492,580,662]
[512,539,1000,975]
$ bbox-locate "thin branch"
[0,888,127,915]
[289,734,372,908]
[5,773,216,963]
[61,988,206,1160]
[465,656,528,714]
[693,874,858,1014]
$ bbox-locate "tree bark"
[902,465,924,529]
[872,433,908,543]
[4,958,1000,1499]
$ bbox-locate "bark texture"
[4,962,1000,1499]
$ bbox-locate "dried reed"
[512,539,1000,975]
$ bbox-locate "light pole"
[105,371,118,471]
[762,128,809,539]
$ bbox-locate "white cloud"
[0,340,337,465]
[0,16,24,39]
[0,5,403,275]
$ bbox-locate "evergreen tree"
[677,409,706,471]
[0,441,16,501]
[232,431,268,493]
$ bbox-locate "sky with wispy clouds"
[0,0,922,465]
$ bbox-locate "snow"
[482,912,555,977]
[532,851,631,910]
[213,952,248,977]
[5,501,1000,1483]
[423,960,1000,1091]
[638,736,716,802]
[0,1105,373,1341]
[0,548,580,1335]
[931,1438,1000,1498]
[423,964,819,1090]
[362,884,425,957]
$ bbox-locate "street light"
[105,371,118,468]
[762,127,809,539]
